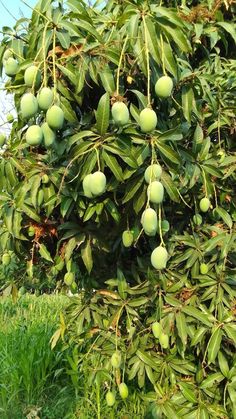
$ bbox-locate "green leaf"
[218,351,229,377]
[130,90,148,109]
[158,22,191,53]
[117,269,128,300]
[179,382,197,403]
[182,306,213,327]
[105,199,120,223]
[176,312,187,346]
[83,205,96,222]
[56,29,71,49]
[224,324,236,346]
[68,131,96,148]
[76,20,103,43]
[102,150,123,181]
[122,176,143,204]
[81,239,93,273]
[70,141,94,159]
[4,206,14,233]
[161,171,179,202]
[217,22,236,43]
[100,65,115,93]
[200,372,224,389]
[39,243,53,262]
[64,237,78,262]
[56,63,77,86]
[12,210,27,240]
[214,207,232,229]
[21,204,41,222]
[161,39,177,78]
[30,175,42,209]
[156,141,181,165]
[207,327,223,364]
[96,92,110,135]
[203,234,225,253]
[60,96,78,123]
[128,297,149,307]
[128,14,140,46]
[182,85,194,123]
[144,18,160,66]
[128,360,141,380]
[136,350,159,372]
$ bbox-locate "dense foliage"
[0,0,236,416]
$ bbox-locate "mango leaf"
[136,350,159,372]
[21,204,41,222]
[39,243,53,262]
[179,382,197,403]
[100,65,115,93]
[200,372,224,389]
[76,20,103,42]
[105,199,120,223]
[12,211,27,240]
[128,359,141,380]
[224,324,236,346]
[156,141,181,165]
[158,22,191,53]
[30,175,41,209]
[81,239,93,273]
[4,206,14,233]
[130,89,148,109]
[207,327,223,364]
[128,13,140,46]
[56,29,71,49]
[218,351,229,378]
[122,176,143,204]
[203,234,225,253]
[214,207,233,229]
[60,96,78,123]
[176,312,187,346]
[50,328,61,350]
[182,85,194,123]
[161,171,179,202]
[64,237,78,262]
[182,306,213,327]
[96,92,110,135]
[102,150,123,181]
[217,22,236,43]
[56,63,77,86]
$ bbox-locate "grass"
[0,294,76,419]
[0,294,149,419]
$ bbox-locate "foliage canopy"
[0,0,236,416]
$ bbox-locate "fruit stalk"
[160,34,167,76]
[142,15,151,107]
[95,147,101,171]
[116,34,129,96]
[158,204,165,246]
[42,21,51,87]
[53,27,57,100]
[201,168,208,199]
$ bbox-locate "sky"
[0,0,36,28]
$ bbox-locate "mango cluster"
[152,321,169,349]
[121,162,169,270]
[111,75,173,134]
[3,49,19,76]
[105,350,129,407]
[83,171,107,198]
[3,55,65,148]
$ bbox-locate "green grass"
[0,294,76,419]
[0,294,149,419]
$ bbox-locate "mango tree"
[0,0,236,416]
